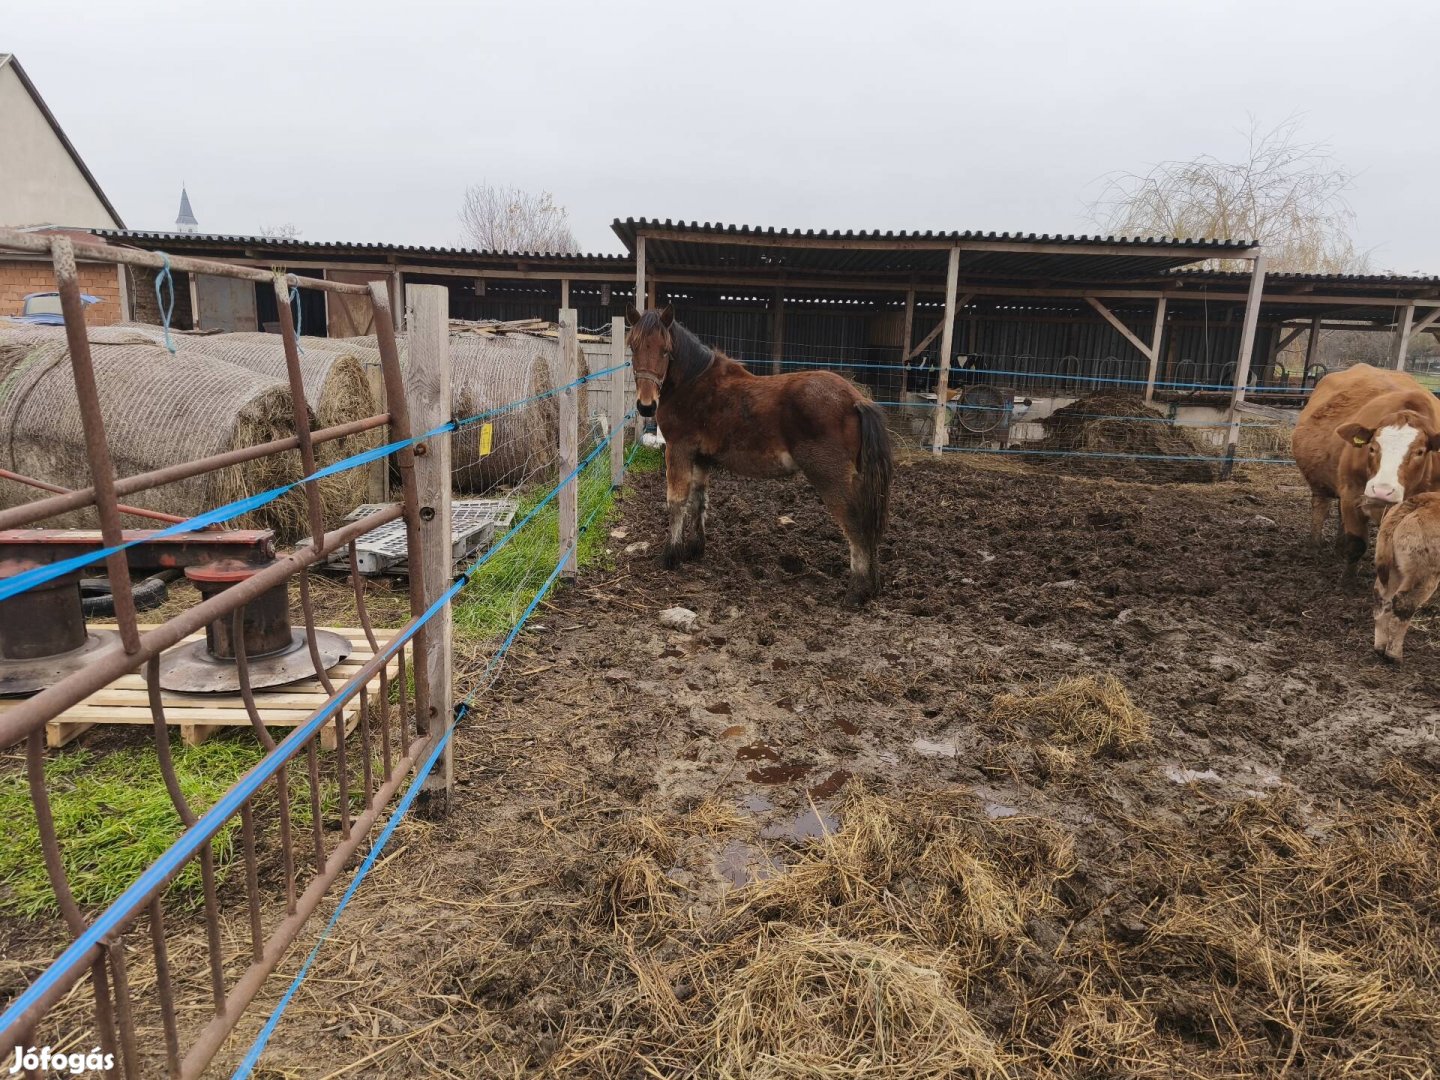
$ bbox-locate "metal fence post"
[610,316,627,488]
[406,284,454,803]
[559,310,580,578]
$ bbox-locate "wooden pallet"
[0,627,400,749]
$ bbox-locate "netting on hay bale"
[1029,392,1219,483]
[0,329,314,538]
[339,330,569,493]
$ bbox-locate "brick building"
[0,53,126,324]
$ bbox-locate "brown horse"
[625,304,893,604]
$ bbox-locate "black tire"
[80,575,169,617]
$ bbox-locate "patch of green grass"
[626,444,665,475]
[453,452,620,639]
[0,739,262,918]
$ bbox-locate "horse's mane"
[635,312,714,385]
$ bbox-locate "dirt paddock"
[16,454,1440,1077]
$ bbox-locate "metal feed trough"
[301,498,519,576]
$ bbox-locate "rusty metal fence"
[0,228,454,1077]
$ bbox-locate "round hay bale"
[450,334,558,491]
[0,329,314,538]
[116,325,382,521]
[340,330,566,493]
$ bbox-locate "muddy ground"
[12,454,1440,1077]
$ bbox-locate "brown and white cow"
[1373,492,1440,661]
[1293,363,1440,566]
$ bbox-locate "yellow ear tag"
[1352,436,1367,446]
[479,423,494,457]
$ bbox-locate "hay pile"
[404,694,1440,1079]
[1030,392,1219,483]
[0,330,311,537]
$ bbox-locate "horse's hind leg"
[808,463,874,606]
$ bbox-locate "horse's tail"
[854,400,893,587]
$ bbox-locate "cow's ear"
[625,303,641,327]
[1337,423,1373,447]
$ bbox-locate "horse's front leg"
[661,448,693,571]
[682,462,710,562]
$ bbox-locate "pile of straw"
[0,329,308,536]
[1031,392,1220,483]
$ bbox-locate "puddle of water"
[912,737,959,758]
[761,805,838,842]
[741,792,773,813]
[747,764,811,784]
[808,768,851,800]
[737,742,780,762]
[706,701,733,715]
[718,724,748,740]
[833,717,860,736]
[984,802,1020,819]
[715,840,783,888]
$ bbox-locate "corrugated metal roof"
[1167,268,1440,286]
[612,217,1257,250]
[611,217,1258,285]
[90,229,629,263]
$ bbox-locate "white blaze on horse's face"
[1365,424,1424,504]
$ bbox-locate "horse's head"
[625,303,674,417]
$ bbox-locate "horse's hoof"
[844,583,875,609]
[683,538,706,563]
[660,545,684,571]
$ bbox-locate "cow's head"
[1337,410,1440,505]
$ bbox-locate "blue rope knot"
[154,253,176,354]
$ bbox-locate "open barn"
[5,220,1440,1078]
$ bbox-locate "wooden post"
[558,309,580,578]
[770,286,785,375]
[634,236,646,313]
[116,264,131,323]
[1304,315,1321,381]
[560,278,570,311]
[901,287,915,366]
[1392,303,1415,372]
[391,271,404,329]
[405,284,454,802]
[931,248,961,454]
[189,272,202,331]
[1221,255,1268,477]
[646,278,657,310]
[610,316,627,488]
[1143,297,1167,402]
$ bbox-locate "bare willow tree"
[258,223,302,240]
[459,184,580,253]
[1090,118,1368,273]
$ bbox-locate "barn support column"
[770,286,785,374]
[1221,254,1268,478]
[560,277,570,311]
[1304,315,1322,381]
[1391,303,1416,371]
[1145,297,1167,401]
[931,248,961,455]
[634,235,646,313]
[901,287,915,360]
[1408,306,1440,352]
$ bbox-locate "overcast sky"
[9,0,1438,271]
